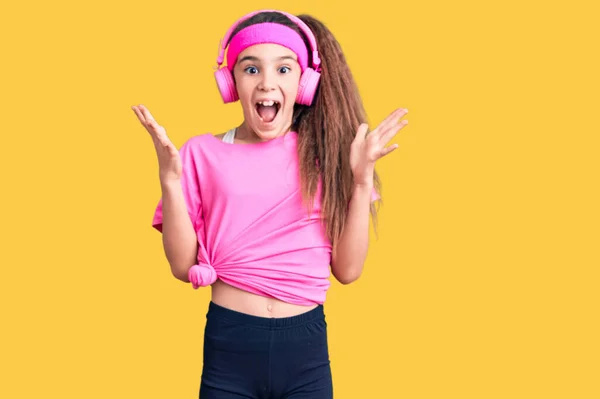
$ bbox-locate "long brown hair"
[228,11,382,246]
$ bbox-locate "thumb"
[354,123,369,143]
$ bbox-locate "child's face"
[233,43,301,140]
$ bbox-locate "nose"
[257,70,276,91]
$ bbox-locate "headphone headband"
[216,9,321,70]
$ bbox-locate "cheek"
[234,80,251,99]
[283,78,301,104]
[234,80,254,115]
[232,71,253,97]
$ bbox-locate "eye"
[279,66,291,74]
[244,66,258,74]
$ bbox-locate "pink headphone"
[214,9,322,106]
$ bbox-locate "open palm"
[350,108,409,185]
[132,104,182,182]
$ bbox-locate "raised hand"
[350,108,409,185]
[132,104,182,183]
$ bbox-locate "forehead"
[237,43,298,63]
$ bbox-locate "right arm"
[132,104,201,284]
[159,179,198,283]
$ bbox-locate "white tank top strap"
[222,128,236,144]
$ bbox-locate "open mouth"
[255,100,281,124]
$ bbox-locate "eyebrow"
[238,55,298,63]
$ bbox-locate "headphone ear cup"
[296,68,321,106]
[214,67,238,103]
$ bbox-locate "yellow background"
[1,0,598,397]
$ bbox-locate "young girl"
[132,9,408,399]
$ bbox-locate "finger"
[380,119,408,145]
[155,131,172,148]
[139,105,158,124]
[133,106,162,142]
[131,105,147,124]
[139,106,169,140]
[143,120,161,142]
[378,109,408,139]
[354,123,369,142]
[376,107,407,139]
[371,108,406,138]
[133,105,173,148]
[141,113,168,141]
[379,144,399,158]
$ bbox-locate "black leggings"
[199,301,333,399]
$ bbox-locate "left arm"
[330,182,374,284]
[331,107,409,284]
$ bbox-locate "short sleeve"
[151,137,203,233]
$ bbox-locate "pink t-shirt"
[152,130,379,305]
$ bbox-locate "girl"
[132,9,408,399]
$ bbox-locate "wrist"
[353,165,375,187]
[160,178,181,191]
[353,178,374,189]
[353,181,374,195]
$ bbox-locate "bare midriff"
[210,279,318,318]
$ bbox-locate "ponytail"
[293,14,382,246]
[227,11,382,246]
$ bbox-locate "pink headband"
[226,22,309,72]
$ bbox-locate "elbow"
[332,267,363,285]
[337,276,359,285]
[170,263,191,283]
[339,274,361,285]
[164,248,198,284]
